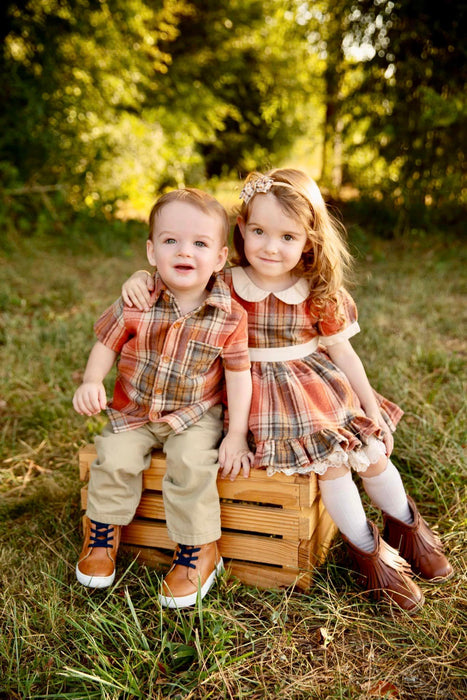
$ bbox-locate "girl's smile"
[237,193,309,291]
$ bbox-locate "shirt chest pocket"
[182,340,222,378]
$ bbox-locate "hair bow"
[239,175,275,204]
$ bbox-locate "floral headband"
[239,175,275,204]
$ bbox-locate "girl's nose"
[264,238,278,254]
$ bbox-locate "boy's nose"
[177,243,192,257]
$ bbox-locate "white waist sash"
[248,337,319,362]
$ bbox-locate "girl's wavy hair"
[149,188,229,245]
[232,168,353,307]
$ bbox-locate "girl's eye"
[253,227,263,236]
[283,234,294,242]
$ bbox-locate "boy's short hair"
[149,189,229,246]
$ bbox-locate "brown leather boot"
[342,520,424,613]
[76,516,121,588]
[159,542,224,609]
[383,496,453,581]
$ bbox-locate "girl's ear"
[236,215,246,238]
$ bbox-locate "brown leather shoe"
[383,496,453,581]
[342,521,424,613]
[76,516,121,588]
[159,542,224,609]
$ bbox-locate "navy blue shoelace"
[89,520,114,549]
[173,545,201,570]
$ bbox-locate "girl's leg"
[319,463,424,613]
[361,456,453,581]
[318,466,375,551]
[360,457,412,524]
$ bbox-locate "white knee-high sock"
[361,460,412,524]
[319,470,375,552]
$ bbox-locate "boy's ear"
[236,215,246,238]
[214,245,229,273]
[146,238,157,266]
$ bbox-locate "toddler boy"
[73,188,252,608]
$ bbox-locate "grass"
[0,218,466,699]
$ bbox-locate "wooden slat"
[217,478,301,508]
[299,506,337,569]
[227,561,312,592]
[220,502,307,539]
[120,544,173,569]
[220,531,298,567]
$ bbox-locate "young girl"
[123,169,452,612]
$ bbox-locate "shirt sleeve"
[317,288,361,346]
[94,297,130,353]
[221,302,251,371]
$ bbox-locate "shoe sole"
[76,564,115,588]
[158,558,224,609]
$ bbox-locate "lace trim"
[265,436,387,476]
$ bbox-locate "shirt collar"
[153,271,232,314]
[230,266,310,304]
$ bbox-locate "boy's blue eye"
[164,238,176,244]
[195,240,207,247]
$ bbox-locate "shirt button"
[162,355,170,363]
[155,388,163,395]
[173,321,181,329]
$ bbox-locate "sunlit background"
[1,0,464,230]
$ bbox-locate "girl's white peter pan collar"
[230,266,310,304]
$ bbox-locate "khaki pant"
[86,406,223,545]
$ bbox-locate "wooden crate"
[79,443,337,591]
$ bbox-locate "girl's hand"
[218,434,254,481]
[73,382,107,416]
[122,270,155,311]
[369,412,394,456]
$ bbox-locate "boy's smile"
[147,201,228,312]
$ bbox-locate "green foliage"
[1,0,321,213]
[1,0,465,230]
[346,0,467,226]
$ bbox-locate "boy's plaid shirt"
[94,273,250,434]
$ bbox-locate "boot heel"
[383,496,453,581]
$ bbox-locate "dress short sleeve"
[317,288,360,346]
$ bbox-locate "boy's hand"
[73,382,107,416]
[122,271,155,311]
[218,433,254,481]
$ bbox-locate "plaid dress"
[223,267,403,476]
